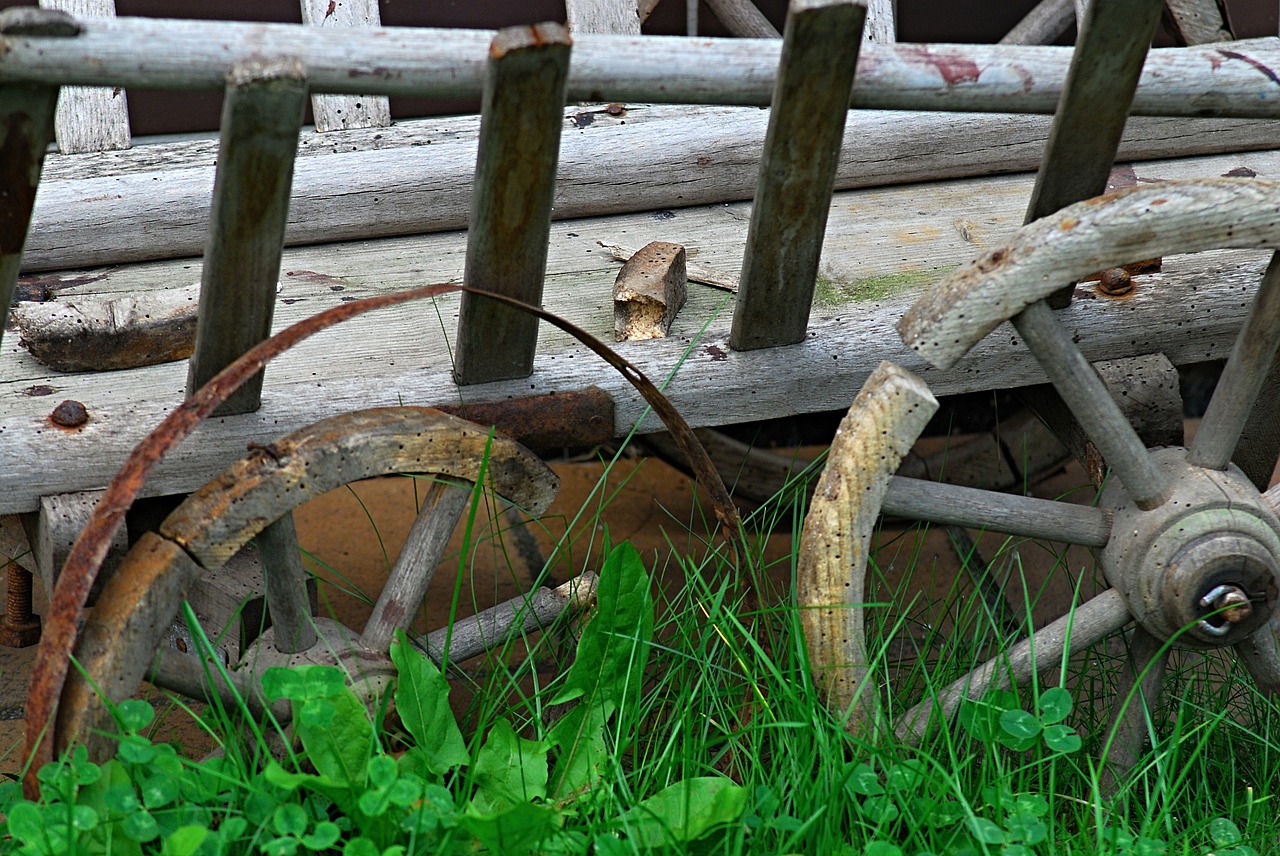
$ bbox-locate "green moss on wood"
[813,266,957,308]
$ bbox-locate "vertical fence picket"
[38,0,129,152]
[453,24,572,385]
[728,0,865,352]
[186,58,306,414]
[184,57,314,656]
[298,0,391,131]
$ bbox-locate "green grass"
[813,266,958,308]
[4,447,1279,855]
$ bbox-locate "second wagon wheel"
[54,406,588,760]
[801,179,1280,782]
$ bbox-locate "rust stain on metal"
[1094,268,1135,298]
[438,387,615,451]
[17,272,109,296]
[606,103,626,117]
[49,399,88,428]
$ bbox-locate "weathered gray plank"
[21,107,1280,274]
[703,0,780,37]
[1000,0,1073,45]
[730,0,865,351]
[186,58,306,415]
[565,0,642,34]
[0,16,1277,116]
[0,149,1277,514]
[454,25,571,384]
[298,0,390,132]
[1165,0,1232,44]
[38,0,129,153]
[863,0,894,43]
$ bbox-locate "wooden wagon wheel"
[54,406,588,759]
[801,178,1280,782]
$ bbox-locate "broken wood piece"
[13,283,201,371]
[613,241,688,341]
[598,241,739,292]
[565,0,642,34]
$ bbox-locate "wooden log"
[730,0,864,351]
[453,25,572,385]
[254,512,317,654]
[613,241,688,341]
[20,107,1277,275]
[1000,0,1074,45]
[186,58,306,415]
[703,0,780,37]
[1,16,1278,116]
[298,0,390,131]
[38,0,129,153]
[565,0,642,34]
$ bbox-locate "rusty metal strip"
[24,282,743,797]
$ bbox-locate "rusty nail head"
[50,399,88,428]
[25,385,53,397]
[606,103,626,116]
[1096,268,1134,297]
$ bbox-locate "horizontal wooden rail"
[18,107,1279,273]
[0,14,1278,116]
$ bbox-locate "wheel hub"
[1101,447,1280,647]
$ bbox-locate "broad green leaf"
[1005,811,1047,845]
[1011,793,1048,818]
[389,632,468,775]
[162,825,209,856]
[115,700,155,734]
[1042,724,1082,754]
[70,805,99,832]
[273,803,309,837]
[262,667,306,702]
[470,718,549,816]
[6,802,43,842]
[367,754,398,790]
[296,685,373,788]
[1210,817,1244,846]
[620,777,749,848]
[301,821,341,850]
[122,809,160,843]
[999,709,1042,741]
[462,801,557,856]
[343,837,379,856]
[1037,687,1073,724]
[860,795,900,825]
[549,543,653,798]
[865,842,903,856]
[967,817,1005,845]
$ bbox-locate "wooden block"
[613,241,688,341]
[299,0,391,131]
[21,490,127,601]
[13,283,200,372]
[565,0,642,34]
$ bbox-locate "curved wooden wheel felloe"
[802,179,1280,780]
[56,406,587,759]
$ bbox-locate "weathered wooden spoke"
[56,407,584,760]
[806,179,1280,789]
